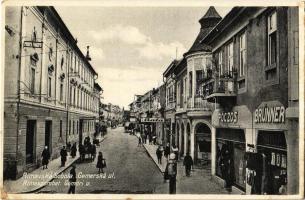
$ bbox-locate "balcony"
[187,96,212,117]
[203,76,237,106]
[166,101,176,111]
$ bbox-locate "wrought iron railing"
[187,96,210,111]
[203,77,237,98]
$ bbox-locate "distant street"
[38,127,164,194]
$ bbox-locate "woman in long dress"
[96,152,106,173]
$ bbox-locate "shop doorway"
[256,131,287,195]
[26,120,36,164]
[216,128,246,191]
[79,120,83,146]
[194,123,211,164]
[44,120,52,154]
[181,124,185,156]
[187,123,191,154]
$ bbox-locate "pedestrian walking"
[91,143,97,161]
[71,142,77,158]
[172,144,179,160]
[41,146,50,170]
[96,152,106,173]
[60,146,67,167]
[164,143,170,161]
[138,136,142,147]
[164,153,177,194]
[156,145,163,164]
[68,164,76,194]
[183,152,193,176]
[148,134,153,145]
[79,144,85,162]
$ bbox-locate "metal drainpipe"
[15,6,24,169]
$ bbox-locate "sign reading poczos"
[219,112,238,123]
[254,106,285,123]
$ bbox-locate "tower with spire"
[184,6,222,57]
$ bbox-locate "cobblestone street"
[38,127,164,194]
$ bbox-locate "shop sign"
[141,118,164,123]
[219,112,238,123]
[254,106,285,123]
[130,118,137,122]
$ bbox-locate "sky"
[55,6,231,109]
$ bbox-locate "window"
[60,82,63,102]
[77,121,79,134]
[268,11,277,66]
[73,87,76,106]
[69,120,71,135]
[239,32,246,77]
[227,42,234,77]
[73,121,75,134]
[69,86,72,104]
[77,88,79,107]
[30,68,35,94]
[59,120,62,138]
[218,51,223,76]
[47,77,52,97]
[80,91,83,109]
[196,70,204,95]
[189,72,193,97]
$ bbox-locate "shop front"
[216,128,246,191]
[246,101,289,195]
[194,122,211,164]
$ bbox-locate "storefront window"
[216,128,246,191]
[256,131,287,195]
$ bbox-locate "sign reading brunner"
[254,106,285,123]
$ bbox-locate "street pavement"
[37,126,164,194]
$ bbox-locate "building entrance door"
[79,120,83,146]
[45,121,52,154]
[26,120,36,164]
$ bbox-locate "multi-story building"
[4,6,101,179]
[163,60,179,146]
[162,6,299,195]
[200,6,299,194]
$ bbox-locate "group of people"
[79,136,97,162]
[155,143,181,164]
[41,136,107,194]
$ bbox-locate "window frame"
[227,41,234,77]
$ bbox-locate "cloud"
[137,41,187,60]
[89,46,105,61]
[88,24,151,45]
[96,65,163,108]
[88,24,186,60]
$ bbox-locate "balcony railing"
[203,76,237,100]
[187,96,210,111]
[166,101,176,110]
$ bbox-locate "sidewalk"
[141,142,232,194]
[4,153,79,194]
[4,135,107,194]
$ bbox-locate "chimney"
[86,46,91,61]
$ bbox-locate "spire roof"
[184,7,222,57]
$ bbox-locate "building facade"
[4,6,101,179]
[160,6,299,195]
[200,6,299,194]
